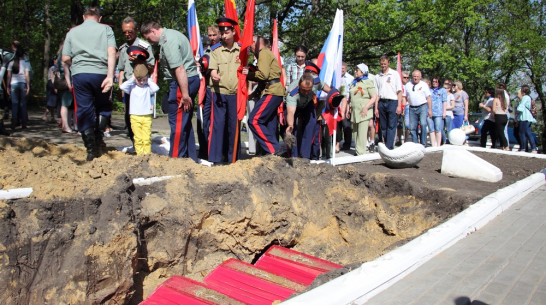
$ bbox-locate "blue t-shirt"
[430,87,447,117]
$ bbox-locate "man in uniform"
[374,55,402,150]
[118,17,155,145]
[243,36,285,155]
[141,20,200,161]
[195,24,221,160]
[286,62,338,160]
[62,7,117,161]
[207,17,241,164]
[286,73,318,159]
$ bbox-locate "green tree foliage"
[0,0,544,142]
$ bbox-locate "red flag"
[236,0,255,120]
[271,19,284,86]
[224,0,241,43]
[271,19,285,125]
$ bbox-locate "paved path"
[365,185,546,305]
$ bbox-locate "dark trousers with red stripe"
[167,75,200,161]
[72,73,112,132]
[292,102,320,160]
[249,94,283,154]
[208,93,240,163]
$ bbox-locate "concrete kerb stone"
[281,170,546,305]
[0,187,33,200]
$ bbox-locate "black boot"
[11,118,17,131]
[0,120,10,136]
[82,128,97,161]
[95,115,109,156]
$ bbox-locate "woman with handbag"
[491,88,510,151]
[516,85,537,153]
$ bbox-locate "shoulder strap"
[210,42,222,51]
[290,87,299,97]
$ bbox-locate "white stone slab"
[441,148,502,182]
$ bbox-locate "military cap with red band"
[304,61,320,75]
[199,54,210,72]
[216,17,238,32]
[127,45,150,60]
[327,88,344,108]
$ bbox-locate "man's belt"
[409,103,426,108]
[264,78,281,88]
[379,98,397,102]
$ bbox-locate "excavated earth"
[0,136,545,305]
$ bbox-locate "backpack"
[530,99,537,118]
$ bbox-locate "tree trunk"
[71,0,84,26]
[43,0,51,92]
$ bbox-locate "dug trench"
[0,137,544,304]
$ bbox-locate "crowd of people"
[0,6,540,161]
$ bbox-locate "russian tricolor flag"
[187,0,203,58]
[317,9,344,140]
[188,0,206,107]
[317,9,344,97]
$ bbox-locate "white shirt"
[504,90,511,117]
[375,67,402,100]
[119,77,160,115]
[446,93,455,117]
[341,72,354,87]
[483,97,494,121]
[403,80,430,106]
[7,59,29,84]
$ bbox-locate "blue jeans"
[427,116,444,132]
[10,82,28,127]
[409,104,429,147]
[378,99,398,149]
[442,115,453,144]
[518,121,536,152]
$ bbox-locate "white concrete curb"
[0,187,33,200]
[282,170,546,305]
